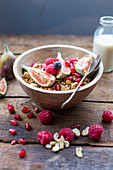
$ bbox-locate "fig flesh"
[0,44,16,79]
[22,65,55,87]
[0,77,7,97]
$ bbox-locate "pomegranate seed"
[27,112,35,118]
[55,84,60,91]
[73,124,80,130]
[19,149,26,158]
[14,114,22,120]
[25,123,31,131]
[18,138,27,145]
[75,73,81,78]
[8,104,15,114]
[80,83,84,86]
[70,66,75,74]
[9,129,16,135]
[10,119,18,126]
[30,63,36,67]
[76,78,81,82]
[65,76,73,81]
[65,59,71,67]
[51,86,56,90]
[69,58,78,64]
[54,58,59,62]
[22,107,30,113]
[41,64,46,71]
[11,139,17,145]
[34,107,39,113]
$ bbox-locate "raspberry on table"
[38,110,52,124]
[45,58,54,66]
[37,131,53,145]
[46,64,58,75]
[59,128,74,142]
[89,125,103,141]
[102,110,113,122]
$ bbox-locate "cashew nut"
[82,127,89,136]
[72,128,80,137]
[75,147,83,158]
[52,143,60,152]
[45,144,52,149]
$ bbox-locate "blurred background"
[0,0,113,36]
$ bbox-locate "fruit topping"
[54,61,62,70]
[88,125,103,141]
[22,64,55,87]
[74,55,93,76]
[37,131,53,145]
[45,58,54,66]
[38,110,52,124]
[0,78,7,97]
[102,110,113,122]
[46,64,58,75]
[59,128,74,142]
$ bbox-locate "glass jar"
[93,16,113,72]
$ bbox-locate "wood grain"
[1,143,113,170]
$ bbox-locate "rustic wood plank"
[5,71,113,102]
[0,34,93,54]
[0,98,113,146]
[0,143,113,170]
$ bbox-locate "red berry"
[75,73,81,78]
[80,83,84,86]
[65,76,73,81]
[11,140,17,145]
[76,78,81,82]
[69,58,78,64]
[22,107,30,113]
[37,131,53,145]
[51,86,56,90]
[65,59,71,67]
[54,58,59,62]
[102,110,113,122]
[27,112,35,118]
[73,124,80,130]
[18,138,27,145]
[10,119,18,126]
[46,58,54,66]
[38,110,52,124]
[70,67,75,74]
[89,125,103,141]
[59,128,74,142]
[55,84,60,91]
[25,123,31,131]
[9,129,16,135]
[14,114,22,121]
[46,64,58,75]
[34,107,39,113]
[8,104,15,114]
[19,149,26,158]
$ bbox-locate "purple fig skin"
[0,45,16,80]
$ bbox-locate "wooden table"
[1,34,113,170]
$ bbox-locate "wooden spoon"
[61,55,101,109]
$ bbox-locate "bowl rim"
[13,44,103,94]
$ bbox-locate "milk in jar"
[93,16,113,72]
[93,34,113,72]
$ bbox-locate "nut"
[59,136,65,149]
[75,147,83,158]
[52,143,60,152]
[82,127,89,136]
[50,141,56,146]
[45,144,52,149]
[72,128,80,137]
[64,141,70,148]
[53,132,59,142]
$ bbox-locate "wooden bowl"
[13,44,103,110]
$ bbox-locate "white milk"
[93,34,113,72]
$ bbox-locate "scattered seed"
[18,138,27,145]
[10,119,18,126]
[9,129,16,135]
[19,149,26,158]
[11,140,17,145]
[25,123,31,131]
[14,114,22,121]
[27,112,35,118]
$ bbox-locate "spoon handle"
[61,74,87,109]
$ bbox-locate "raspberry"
[38,110,52,124]
[89,125,103,141]
[37,131,53,145]
[102,110,113,122]
[46,64,58,75]
[46,58,54,66]
[59,128,74,142]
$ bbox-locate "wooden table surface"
[1,34,113,170]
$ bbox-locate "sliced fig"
[0,77,7,97]
[56,52,71,79]
[74,55,93,76]
[22,65,55,87]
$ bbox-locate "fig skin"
[0,44,16,79]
